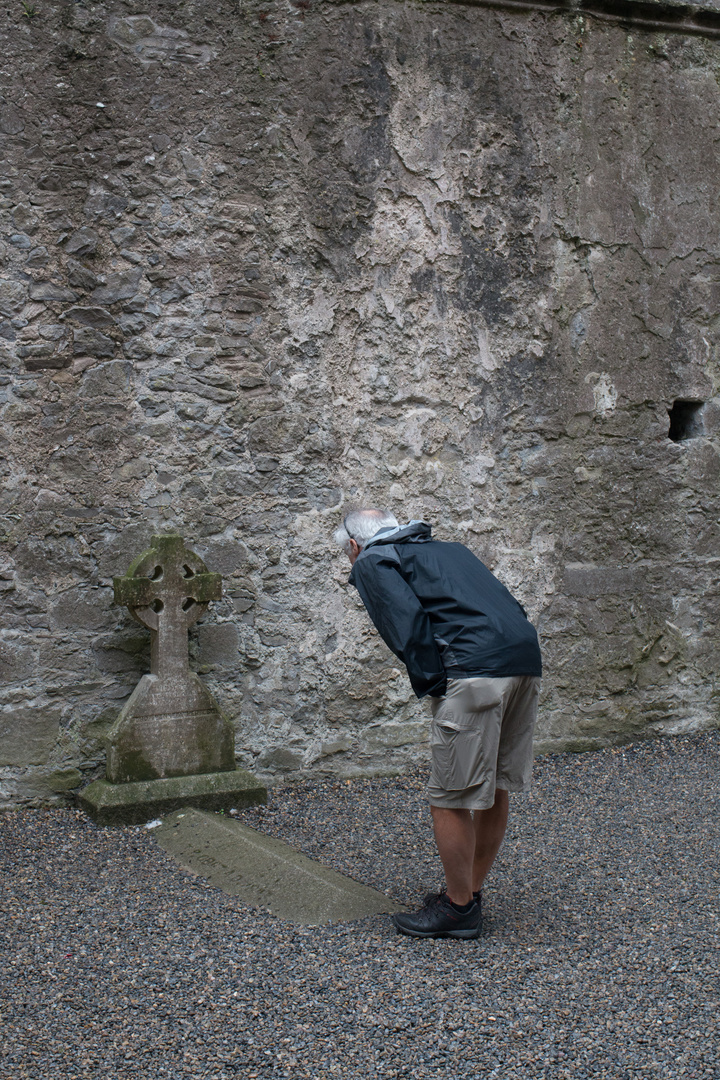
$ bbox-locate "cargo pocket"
[430,719,485,793]
[430,730,456,791]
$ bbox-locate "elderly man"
[334,508,542,940]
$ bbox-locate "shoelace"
[421,890,479,909]
[421,890,453,909]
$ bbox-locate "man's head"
[334,507,399,566]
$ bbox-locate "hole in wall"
[148,565,163,580]
[182,597,196,612]
[151,599,164,613]
[668,399,704,442]
[183,564,196,579]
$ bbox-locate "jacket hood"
[363,520,432,550]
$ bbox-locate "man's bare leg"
[472,787,509,892]
[430,806,475,906]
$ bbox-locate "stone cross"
[113,534,222,681]
[79,533,267,825]
[104,534,234,785]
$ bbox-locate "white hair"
[333,508,399,555]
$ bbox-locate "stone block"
[84,190,129,221]
[0,707,60,767]
[29,283,79,303]
[176,402,207,422]
[79,360,132,400]
[65,306,115,328]
[257,746,305,770]
[110,226,137,247]
[194,539,248,576]
[45,768,83,792]
[51,592,110,631]
[247,412,309,453]
[0,279,26,317]
[78,769,266,826]
[196,623,239,666]
[76,708,118,755]
[122,335,153,360]
[0,105,24,135]
[25,247,49,268]
[320,735,354,756]
[64,227,100,256]
[360,721,428,750]
[91,269,143,305]
[17,343,56,360]
[0,639,35,682]
[67,260,99,291]
[73,327,115,358]
[702,399,720,435]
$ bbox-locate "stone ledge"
[78,769,267,826]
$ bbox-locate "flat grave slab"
[153,808,402,925]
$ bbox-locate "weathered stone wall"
[1,0,719,804]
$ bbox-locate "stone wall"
[1,0,719,804]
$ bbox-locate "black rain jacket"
[348,521,542,699]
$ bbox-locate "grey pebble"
[2,730,720,1078]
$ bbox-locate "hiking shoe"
[393,891,482,939]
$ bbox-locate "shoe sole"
[393,920,482,940]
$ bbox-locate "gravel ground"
[2,730,720,1080]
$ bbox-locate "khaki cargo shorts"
[428,675,541,810]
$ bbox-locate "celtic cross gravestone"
[79,534,266,825]
[108,534,230,782]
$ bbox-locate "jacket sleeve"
[351,552,447,699]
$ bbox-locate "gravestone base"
[78,768,267,826]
